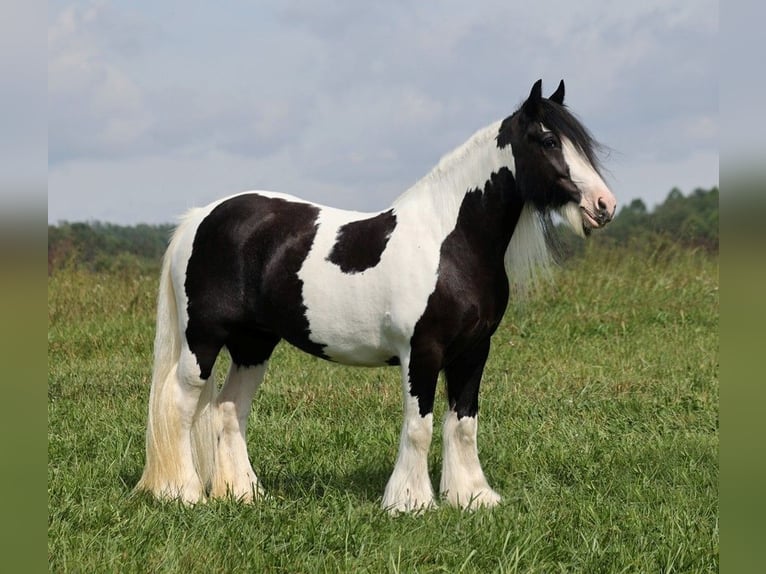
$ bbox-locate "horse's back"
[169,191,445,367]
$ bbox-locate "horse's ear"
[522,79,543,116]
[549,79,565,105]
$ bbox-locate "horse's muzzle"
[582,195,616,229]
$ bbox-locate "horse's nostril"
[596,196,614,223]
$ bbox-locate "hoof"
[209,478,265,503]
[142,482,206,505]
[381,487,437,515]
[443,487,501,510]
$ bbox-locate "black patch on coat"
[184,194,328,378]
[406,168,524,418]
[327,209,397,273]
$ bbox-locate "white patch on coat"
[296,205,424,365]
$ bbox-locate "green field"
[48,239,718,573]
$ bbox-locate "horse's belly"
[322,343,397,367]
[301,309,402,367]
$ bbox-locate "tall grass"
[48,239,718,572]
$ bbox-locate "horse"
[135,79,617,513]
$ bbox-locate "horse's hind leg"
[209,362,269,501]
[209,331,279,501]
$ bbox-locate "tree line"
[601,186,718,249]
[48,221,174,275]
[552,185,718,257]
[48,186,718,275]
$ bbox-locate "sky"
[47,0,718,225]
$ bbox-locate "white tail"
[135,212,219,502]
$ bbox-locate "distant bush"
[603,186,718,250]
[48,222,174,275]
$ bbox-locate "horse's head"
[497,79,617,237]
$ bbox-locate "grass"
[48,239,718,573]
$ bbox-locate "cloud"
[48,3,152,163]
[47,2,314,165]
[48,1,718,224]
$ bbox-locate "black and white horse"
[136,80,616,513]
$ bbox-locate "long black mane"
[536,99,606,177]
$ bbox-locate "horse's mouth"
[581,207,600,233]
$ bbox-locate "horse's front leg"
[441,337,501,509]
[382,349,440,514]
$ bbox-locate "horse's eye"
[542,136,558,150]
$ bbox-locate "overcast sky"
[48,0,718,225]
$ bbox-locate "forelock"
[538,100,604,173]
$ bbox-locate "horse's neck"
[392,120,516,239]
[390,121,549,291]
